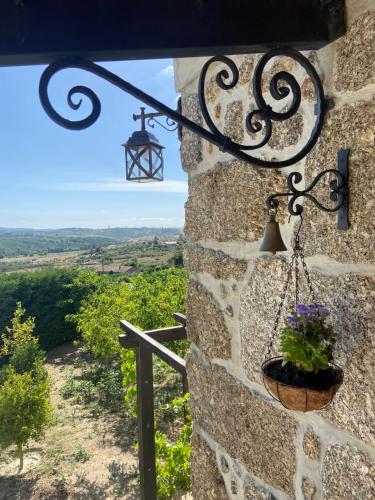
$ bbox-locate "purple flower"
[296,303,329,318]
[285,314,301,328]
[320,339,330,346]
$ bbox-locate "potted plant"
[262,303,343,412]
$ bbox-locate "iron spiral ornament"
[267,168,347,216]
[198,47,326,167]
[39,47,327,169]
[265,149,349,229]
[146,115,178,132]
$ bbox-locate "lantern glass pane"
[125,142,163,182]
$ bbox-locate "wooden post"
[136,345,157,500]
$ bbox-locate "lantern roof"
[122,130,165,149]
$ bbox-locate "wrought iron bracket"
[266,149,350,230]
[133,106,179,133]
[39,47,328,169]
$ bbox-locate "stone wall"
[175,1,375,498]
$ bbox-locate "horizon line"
[0,225,184,231]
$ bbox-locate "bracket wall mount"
[266,149,350,230]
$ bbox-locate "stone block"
[240,257,288,385]
[205,75,221,104]
[180,94,203,172]
[322,444,375,499]
[191,432,228,500]
[223,101,244,144]
[301,99,375,263]
[184,244,248,281]
[187,351,297,495]
[302,431,321,462]
[238,55,257,87]
[334,11,375,92]
[244,477,277,500]
[186,280,231,360]
[185,160,287,243]
[240,257,375,447]
[268,112,304,149]
[302,477,317,500]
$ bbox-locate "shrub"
[72,446,90,463]
[0,302,37,357]
[9,341,45,375]
[0,269,99,350]
[0,304,53,471]
[0,366,53,471]
[155,394,191,499]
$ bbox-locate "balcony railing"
[119,313,187,500]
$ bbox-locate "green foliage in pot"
[280,304,336,372]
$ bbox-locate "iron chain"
[265,253,296,360]
[265,216,320,360]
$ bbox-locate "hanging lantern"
[122,129,164,182]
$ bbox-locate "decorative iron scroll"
[266,149,349,229]
[198,48,325,166]
[147,115,178,132]
[39,47,327,169]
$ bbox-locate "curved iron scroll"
[198,48,325,166]
[39,48,326,169]
[266,149,349,229]
[147,116,178,132]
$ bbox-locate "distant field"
[0,239,182,273]
[0,227,181,258]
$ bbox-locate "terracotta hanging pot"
[262,356,343,412]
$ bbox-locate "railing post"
[136,344,157,500]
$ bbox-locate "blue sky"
[0,59,186,228]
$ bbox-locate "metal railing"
[119,313,187,500]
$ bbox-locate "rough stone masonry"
[174,1,375,498]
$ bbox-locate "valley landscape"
[0,227,189,499]
[0,227,183,273]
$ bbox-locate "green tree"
[70,268,188,360]
[0,269,100,350]
[168,247,183,268]
[69,268,188,404]
[0,302,37,357]
[0,366,53,471]
[0,304,53,471]
[68,268,190,491]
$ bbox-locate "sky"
[0,59,187,229]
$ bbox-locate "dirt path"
[0,343,140,499]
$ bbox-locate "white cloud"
[51,178,188,193]
[156,65,174,78]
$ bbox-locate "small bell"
[260,211,287,254]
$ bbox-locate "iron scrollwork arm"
[266,149,350,229]
[39,47,327,169]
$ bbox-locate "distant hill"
[0,227,182,258]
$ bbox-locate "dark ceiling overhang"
[0,0,346,67]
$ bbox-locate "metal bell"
[259,212,287,254]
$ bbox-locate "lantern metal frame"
[122,107,169,182]
[123,131,165,182]
[38,47,349,226]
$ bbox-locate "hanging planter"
[261,218,343,412]
[262,356,343,412]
